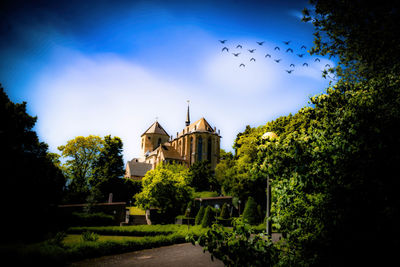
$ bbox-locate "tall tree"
[91,135,125,202]
[187,160,217,192]
[135,163,193,222]
[303,0,400,81]
[0,85,66,241]
[58,135,104,203]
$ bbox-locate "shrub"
[242,197,259,225]
[81,231,99,242]
[67,212,115,227]
[46,232,67,247]
[201,206,215,228]
[189,219,279,266]
[195,206,205,225]
[219,203,230,219]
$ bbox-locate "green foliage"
[81,231,99,242]
[195,206,205,225]
[58,135,104,203]
[68,224,205,237]
[303,0,400,81]
[67,212,115,227]
[189,219,279,266]
[193,191,218,198]
[4,225,208,266]
[219,203,230,219]
[47,232,67,247]
[201,206,215,228]
[0,85,66,241]
[253,75,400,266]
[135,163,193,221]
[216,128,268,209]
[242,197,259,225]
[187,161,218,192]
[90,135,125,202]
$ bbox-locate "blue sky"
[1,0,335,163]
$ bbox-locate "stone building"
[125,105,221,180]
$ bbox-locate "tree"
[219,203,230,219]
[91,135,125,202]
[135,163,193,222]
[215,149,236,195]
[242,197,259,225]
[58,135,104,203]
[303,0,400,81]
[187,160,217,192]
[201,206,215,228]
[0,85,66,241]
[195,205,205,225]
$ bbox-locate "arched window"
[190,137,193,164]
[198,137,203,161]
[207,137,212,162]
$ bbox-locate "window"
[198,137,203,161]
[158,138,162,147]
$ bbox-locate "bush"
[189,219,279,266]
[68,212,115,227]
[201,206,215,228]
[195,206,205,225]
[219,203,230,219]
[81,231,99,242]
[242,197,259,225]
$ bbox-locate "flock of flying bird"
[219,39,331,74]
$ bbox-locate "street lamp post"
[266,176,271,237]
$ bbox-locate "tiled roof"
[126,160,153,177]
[159,144,184,160]
[141,121,169,136]
[178,118,215,137]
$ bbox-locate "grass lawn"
[63,234,142,245]
[193,191,219,198]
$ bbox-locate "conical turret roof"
[141,121,169,136]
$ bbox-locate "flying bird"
[236,45,242,49]
[248,49,256,53]
[325,64,331,67]
[222,47,229,52]
[290,64,295,68]
[250,58,256,62]
[232,53,240,57]
[301,45,307,49]
[286,70,294,74]
[286,48,293,53]
[239,63,245,67]
[265,54,271,58]
[274,59,282,63]
[219,40,227,44]
[274,46,280,51]
[283,41,291,45]
[303,63,309,67]
[315,58,321,62]
[257,41,265,45]
[297,54,305,57]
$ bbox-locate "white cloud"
[30,43,332,164]
[31,49,202,162]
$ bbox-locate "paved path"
[69,243,225,267]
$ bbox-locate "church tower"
[140,121,170,157]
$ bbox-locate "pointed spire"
[185,100,190,126]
